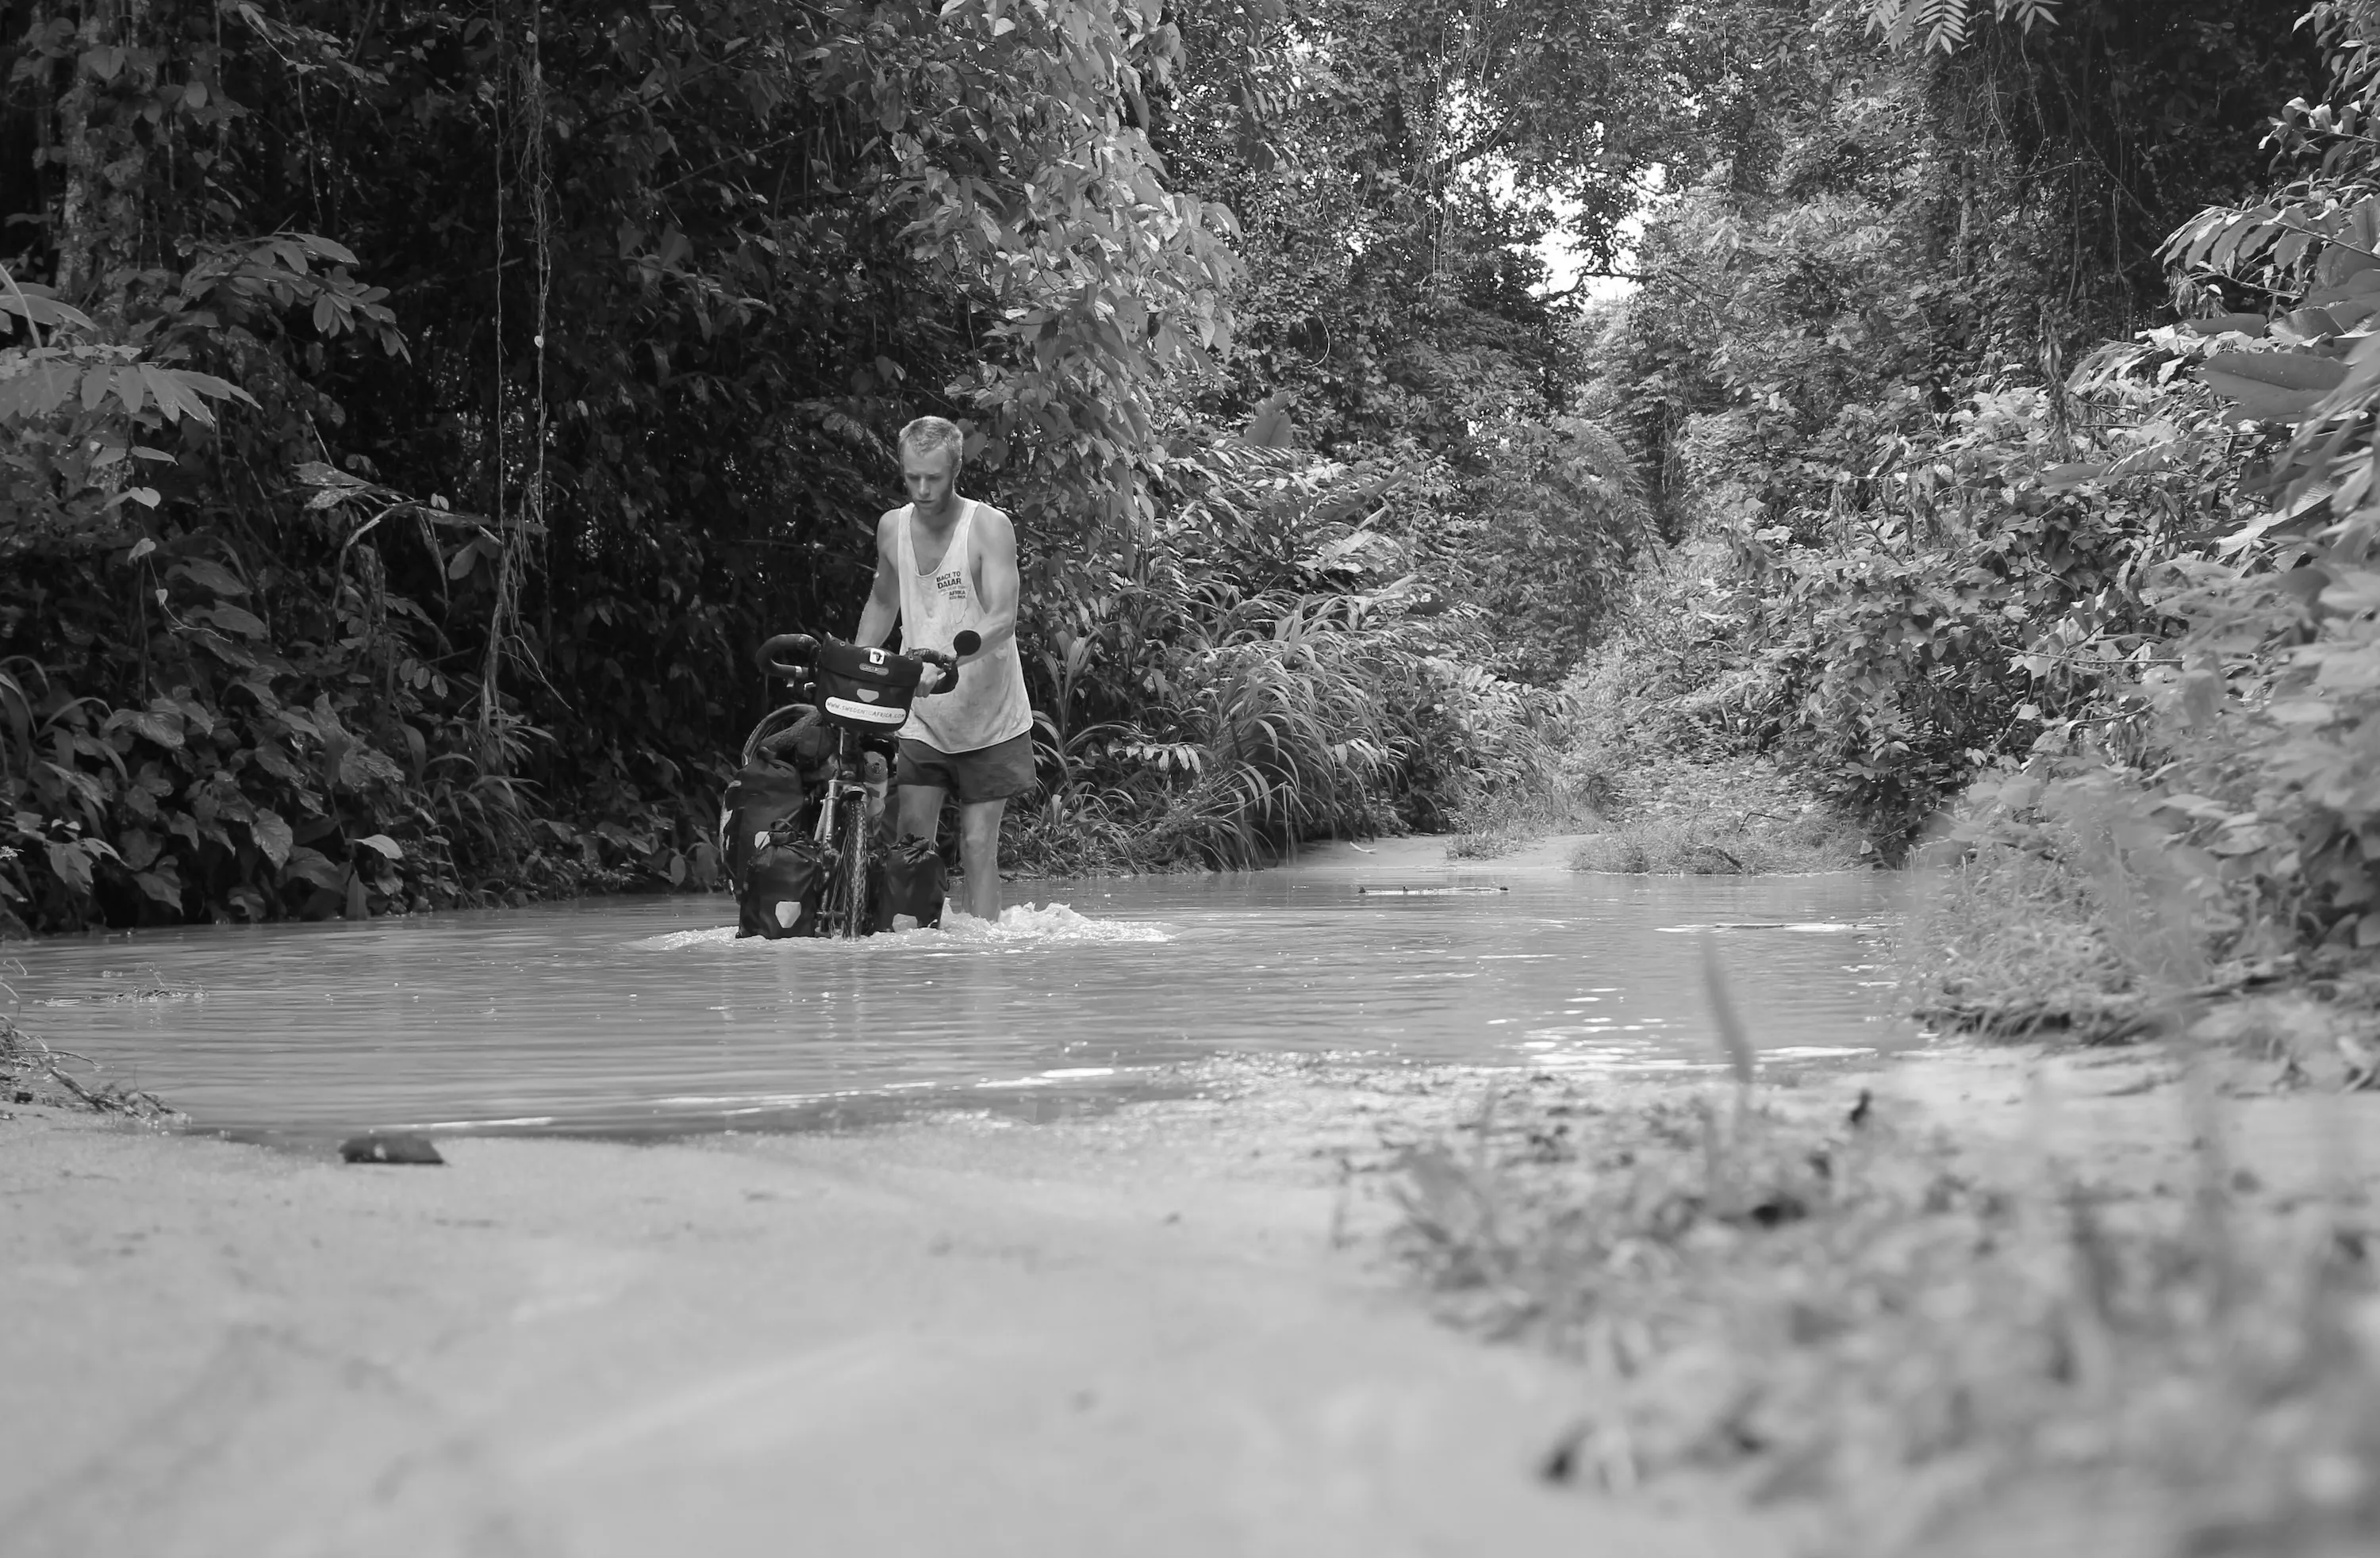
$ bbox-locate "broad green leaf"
[337,743,405,789]
[175,370,255,408]
[249,811,293,869]
[282,846,345,892]
[2201,351,2347,393]
[355,832,404,860]
[2179,313,2267,338]
[171,558,249,597]
[2323,296,2380,331]
[2305,271,2380,306]
[117,827,160,871]
[104,708,186,750]
[2282,306,2347,339]
[2200,351,2349,421]
[133,867,183,908]
[199,604,268,639]
[0,286,95,332]
[44,838,96,896]
[249,740,304,784]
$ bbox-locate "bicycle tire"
[831,792,875,938]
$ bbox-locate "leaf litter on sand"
[0,1005,181,1124]
[1384,947,2380,1557]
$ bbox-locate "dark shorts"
[896,732,1038,805]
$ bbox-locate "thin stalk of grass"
[1701,931,1759,1204]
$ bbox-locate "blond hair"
[897,415,965,469]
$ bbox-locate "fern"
[1864,0,2059,53]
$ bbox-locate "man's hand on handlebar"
[912,646,956,693]
[920,631,980,693]
[752,630,980,696]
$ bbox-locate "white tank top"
[892,499,1034,754]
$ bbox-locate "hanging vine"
[475,0,553,770]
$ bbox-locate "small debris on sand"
[338,1133,446,1165]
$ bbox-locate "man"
[854,416,1035,922]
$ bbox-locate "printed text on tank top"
[910,503,969,598]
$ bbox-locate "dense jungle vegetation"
[2,0,2378,977]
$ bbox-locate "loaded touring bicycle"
[722,629,978,938]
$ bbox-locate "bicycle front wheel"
[830,792,877,938]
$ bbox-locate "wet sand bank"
[10,1038,2374,1557]
[1,1069,1786,1558]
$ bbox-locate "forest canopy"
[0,0,2366,939]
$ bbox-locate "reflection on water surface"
[6,844,1910,1138]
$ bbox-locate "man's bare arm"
[854,512,901,647]
[967,506,1021,661]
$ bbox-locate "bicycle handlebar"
[755,629,982,695]
[756,633,818,679]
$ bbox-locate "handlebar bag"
[813,640,923,733]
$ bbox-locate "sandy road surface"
[0,1089,1775,1558]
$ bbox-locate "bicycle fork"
[809,743,890,846]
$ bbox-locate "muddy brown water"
[5,843,1910,1139]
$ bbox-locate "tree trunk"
[52,6,102,295]
[52,0,144,301]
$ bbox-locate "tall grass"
[1899,842,2148,1042]
[1568,808,1869,875]
[1389,934,2380,1556]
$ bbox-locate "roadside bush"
[1008,435,1573,873]
[0,248,715,934]
[0,524,723,935]
[1904,0,2380,1005]
[1733,377,2249,848]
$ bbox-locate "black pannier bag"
[873,836,947,931]
[742,835,831,939]
[722,761,824,938]
[812,639,923,732]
